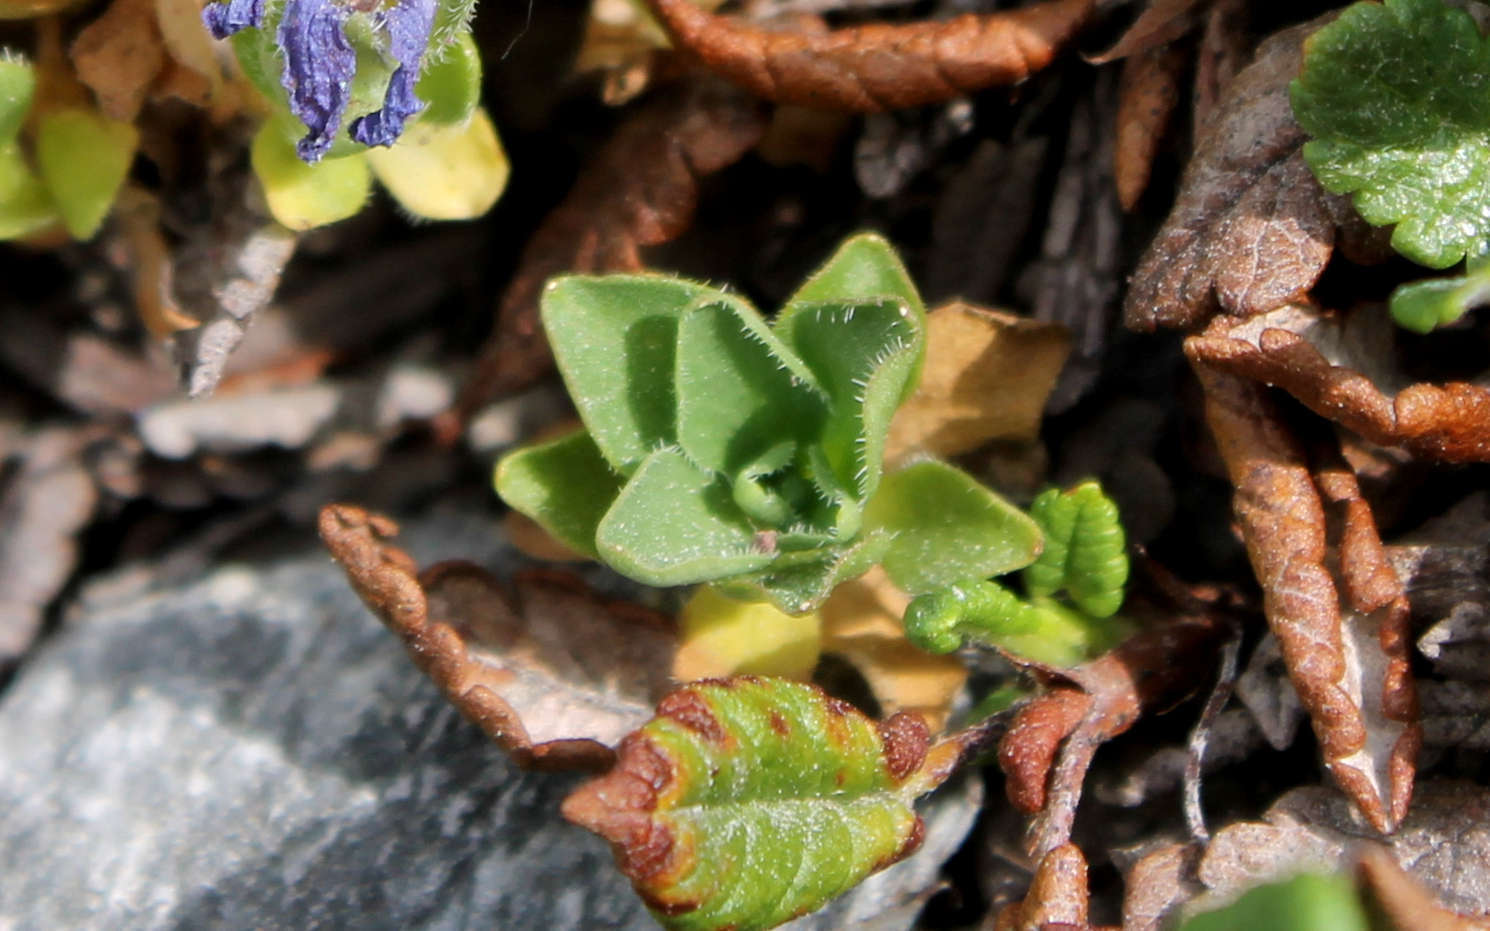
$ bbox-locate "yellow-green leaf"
[366,106,508,221]
[251,121,372,231]
[34,108,136,239]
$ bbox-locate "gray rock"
[0,507,977,930]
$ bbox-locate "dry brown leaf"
[992,843,1090,931]
[1114,44,1185,211]
[1358,846,1490,931]
[1122,842,1202,931]
[448,79,768,431]
[1124,18,1343,332]
[70,0,166,121]
[1190,0,1247,130]
[818,566,967,733]
[883,301,1070,463]
[644,0,1095,111]
[318,504,677,770]
[1188,359,1417,833]
[1089,0,1205,63]
[1198,783,1490,919]
[1188,306,1490,463]
[114,186,199,338]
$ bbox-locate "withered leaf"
[1121,842,1202,931]
[70,0,166,122]
[1357,846,1490,931]
[449,79,768,429]
[1088,0,1206,64]
[883,301,1070,463]
[1188,360,1418,833]
[644,0,1094,111]
[993,842,1090,931]
[318,504,676,770]
[1389,493,1490,682]
[1113,45,1185,211]
[999,612,1226,857]
[1188,306,1490,463]
[1198,783,1490,919]
[1125,18,1346,332]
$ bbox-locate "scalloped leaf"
[1292,0,1490,268]
[562,677,934,930]
[675,298,826,474]
[542,275,724,472]
[596,447,774,586]
[775,298,922,498]
[494,428,624,558]
[1023,480,1129,619]
[866,460,1042,594]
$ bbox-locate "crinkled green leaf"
[867,460,1042,594]
[493,428,623,558]
[596,447,773,586]
[1181,872,1368,931]
[542,275,723,472]
[562,677,932,931]
[1292,0,1490,268]
[775,298,922,499]
[0,57,35,144]
[782,232,926,401]
[902,581,1128,667]
[34,108,136,240]
[675,298,826,474]
[251,121,372,231]
[718,529,893,615]
[1023,481,1129,618]
[0,142,57,240]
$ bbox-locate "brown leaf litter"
[1189,360,1418,833]
[643,0,1095,111]
[318,504,677,770]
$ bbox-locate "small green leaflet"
[1023,480,1128,619]
[1292,0,1490,270]
[562,677,938,930]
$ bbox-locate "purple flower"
[201,0,264,39]
[351,0,437,147]
[276,0,356,163]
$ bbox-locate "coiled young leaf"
[1024,480,1128,619]
[563,677,934,930]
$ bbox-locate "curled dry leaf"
[318,504,676,770]
[992,842,1090,931]
[1124,18,1354,332]
[999,611,1226,857]
[1188,360,1417,833]
[449,79,768,429]
[1113,44,1185,211]
[1088,0,1206,63]
[69,0,224,120]
[643,0,1095,111]
[1357,846,1490,931]
[1198,782,1490,919]
[1121,842,1201,931]
[1188,306,1490,463]
[883,301,1070,463]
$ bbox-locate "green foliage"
[1293,0,1490,270]
[1293,0,1490,331]
[496,233,1041,613]
[1180,872,1369,931]
[34,108,136,240]
[563,677,934,930]
[250,122,372,231]
[901,480,1131,666]
[0,56,33,142]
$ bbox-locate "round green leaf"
[251,121,372,230]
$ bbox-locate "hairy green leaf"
[675,298,825,474]
[562,677,934,930]
[1024,481,1129,619]
[413,31,483,126]
[596,447,774,586]
[493,428,623,559]
[1181,872,1368,931]
[1292,0,1490,268]
[868,460,1042,594]
[542,275,722,472]
[719,529,893,615]
[0,56,35,143]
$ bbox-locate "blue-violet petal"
[276,0,356,163]
[349,0,436,147]
[201,0,264,39]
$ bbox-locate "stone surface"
[0,506,977,929]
